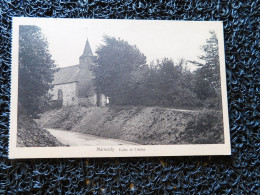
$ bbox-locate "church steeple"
[78,38,96,99]
[80,39,93,58]
[79,39,93,69]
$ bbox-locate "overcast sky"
[19,18,223,71]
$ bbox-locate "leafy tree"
[93,35,147,105]
[155,58,200,108]
[136,58,200,109]
[19,25,57,117]
[192,72,215,100]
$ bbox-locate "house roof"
[53,65,80,85]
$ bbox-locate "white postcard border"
[9,17,231,159]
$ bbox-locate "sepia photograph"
[9,18,230,158]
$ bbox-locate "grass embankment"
[38,106,224,145]
[17,114,64,147]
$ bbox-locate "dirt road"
[46,128,138,146]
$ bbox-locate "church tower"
[79,39,93,69]
[78,39,96,99]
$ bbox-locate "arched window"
[58,89,63,100]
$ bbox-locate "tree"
[19,25,57,117]
[188,31,222,109]
[190,31,220,89]
[154,58,200,108]
[93,35,147,105]
[189,31,221,100]
[135,58,200,109]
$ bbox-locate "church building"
[50,39,109,107]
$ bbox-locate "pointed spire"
[81,39,93,57]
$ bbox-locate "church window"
[58,89,63,100]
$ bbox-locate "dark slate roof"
[53,65,80,85]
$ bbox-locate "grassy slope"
[17,113,64,147]
[38,106,224,145]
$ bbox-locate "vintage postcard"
[9,17,230,158]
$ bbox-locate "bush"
[17,113,63,147]
[174,110,224,144]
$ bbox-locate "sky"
[19,18,223,71]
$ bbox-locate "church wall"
[51,82,78,106]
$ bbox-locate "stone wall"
[78,93,108,107]
[78,94,97,107]
[51,82,78,106]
